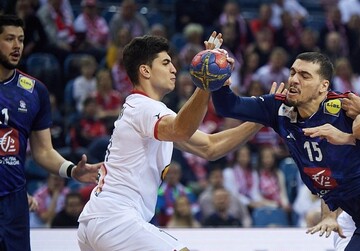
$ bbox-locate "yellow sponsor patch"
[324,99,341,116]
[17,75,35,92]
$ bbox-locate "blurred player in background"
[0,15,100,251]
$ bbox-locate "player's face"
[0,26,24,70]
[149,51,177,96]
[286,59,325,107]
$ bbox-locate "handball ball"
[189,49,231,91]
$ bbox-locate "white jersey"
[79,92,175,222]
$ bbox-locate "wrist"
[59,160,76,178]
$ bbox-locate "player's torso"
[84,93,174,221]
[275,98,360,200]
[0,71,48,195]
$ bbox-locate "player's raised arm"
[157,32,226,142]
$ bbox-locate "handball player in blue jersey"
[212,51,360,250]
[0,15,100,251]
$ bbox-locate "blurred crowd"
[1,0,360,229]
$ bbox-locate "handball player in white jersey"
[77,32,286,250]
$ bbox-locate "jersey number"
[0,108,9,125]
[304,141,323,162]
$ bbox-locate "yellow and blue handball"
[189,49,231,91]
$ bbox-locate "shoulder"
[16,70,48,93]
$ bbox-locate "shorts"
[0,187,30,251]
[77,209,187,251]
[334,212,355,251]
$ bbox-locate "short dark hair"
[123,35,170,85]
[0,15,24,34]
[296,52,334,81]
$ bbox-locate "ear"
[139,65,150,79]
[320,80,330,93]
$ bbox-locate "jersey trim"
[154,114,172,140]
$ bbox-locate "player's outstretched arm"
[175,82,288,160]
[302,124,356,145]
[29,129,101,183]
[306,200,345,239]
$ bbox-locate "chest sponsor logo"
[304,167,338,189]
[0,128,20,155]
[324,99,341,116]
[17,75,35,93]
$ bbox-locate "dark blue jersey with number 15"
[212,86,360,225]
[0,69,51,196]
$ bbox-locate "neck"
[0,67,15,82]
[133,85,163,101]
[297,92,328,119]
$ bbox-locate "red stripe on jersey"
[327,91,353,99]
[154,114,172,140]
[275,93,286,101]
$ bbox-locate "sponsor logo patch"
[324,99,341,116]
[17,75,35,93]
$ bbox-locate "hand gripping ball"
[189,49,231,91]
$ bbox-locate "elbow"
[202,147,220,161]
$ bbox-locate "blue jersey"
[0,70,51,196]
[212,86,360,221]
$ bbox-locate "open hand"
[306,217,345,239]
[72,154,102,183]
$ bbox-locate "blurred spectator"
[322,31,346,64]
[218,23,242,84]
[106,27,131,69]
[30,174,70,228]
[166,195,201,228]
[92,68,123,132]
[270,0,308,30]
[246,27,275,68]
[38,0,73,22]
[223,145,262,211]
[293,183,321,227]
[296,28,320,55]
[252,47,289,92]
[49,93,67,151]
[72,54,98,113]
[250,4,275,36]
[111,46,133,100]
[199,166,252,227]
[69,96,109,151]
[149,23,168,38]
[338,0,360,24]
[174,0,213,33]
[319,6,350,56]
[216,0,254,56]
[178,23,204,71]
[155,161,200,227]
[257,146,290,211]
[73,0,109,61]
[274,11,303,59]
[51,192,84,228]
[332,57,360,94]
[36,0,76,62]
[15,0,48,66]
[202,187,243,228]
[164,71,195,112]
[109,0,149,43]
[346,13,360,55]
[235,52,260,95]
